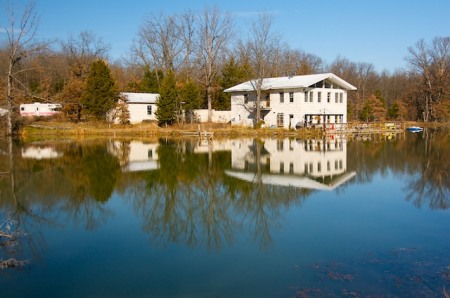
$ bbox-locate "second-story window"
[147,105,152,115]
[289,92,294,103]
[318,92,322,103]
[244,94,249,104]
[327,92,331,103]
[280,92,284,103]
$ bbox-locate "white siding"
[230,88,348,128]
[127,103,157,124]
[193,109,232,123]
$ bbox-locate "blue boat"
[406,126,423,132]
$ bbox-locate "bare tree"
[132,13,184,87]
[178,10,196,80]
[356,62,376,102]
[243,13,280,127]
[196,7,234,122]
[4,0,49,135]
[60,30,109,79]
[405,37,450,122]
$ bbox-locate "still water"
[0,129,449,297]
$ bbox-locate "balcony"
[260,100,271,111]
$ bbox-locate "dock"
[321,122,404,134]
[182,131,214,139]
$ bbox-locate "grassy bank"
[19,120,324,140]
[14,119,450,142]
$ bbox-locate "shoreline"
[7,120,450,141]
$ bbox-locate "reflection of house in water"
[21,146,63,159]
[193,139,234,154]
[226,137,356,191]
[109,141,159,172]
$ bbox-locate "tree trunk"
[207,85,212,122]
[6,65,13,136]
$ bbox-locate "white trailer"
[19,102,62,117]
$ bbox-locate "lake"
[0,129,449,297]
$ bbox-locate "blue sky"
[2,0,449,73]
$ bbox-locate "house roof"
[225,170,356,191]
[121,92,159,104]
[223,73,357,93]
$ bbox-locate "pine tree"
[217,56,252,110]
[140,67,163,93]
[179,79,201,123]
[156,71,178,126]
[81,60,118,120]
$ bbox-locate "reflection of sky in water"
[1,134,449,297]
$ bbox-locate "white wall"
[127,103,157,124]
[230,88,348,128]
[193,109,231,123]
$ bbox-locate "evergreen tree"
[140,67,163,93]
[217,56,252,110]
[81,60,118,120]
[156,71,178,126]
[179,79,202,123]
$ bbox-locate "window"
[277,140,284,151]
[276,113,284,127]
[148,150,153,158]
[340,93,343,103]
[147,105,152,115]
[327,92,331,103]
[335,93,338,103]
[289,162,294,174]
[289,92,294,103]
[265,93,270,101]
[309,92,313,102]
[280,162,284,174]
[318,92,322,102]
[304,92,308,102]
[279,92,284,103]
[317,162,321,173]
[244,94,249,104]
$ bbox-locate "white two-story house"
[224,73,357,129]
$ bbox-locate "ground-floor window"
[277,113,284,127]
[147,105,152,115]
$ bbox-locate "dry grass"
[19,120,324,139]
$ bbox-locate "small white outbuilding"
[111,92,159,124]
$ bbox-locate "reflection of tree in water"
[231,140,310,249]
[0,141,119,232]
[55,142,119,229]
[404,130,449,209]
[347,129,449,209]
[130,139,237,250]
[128,138,310,250]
